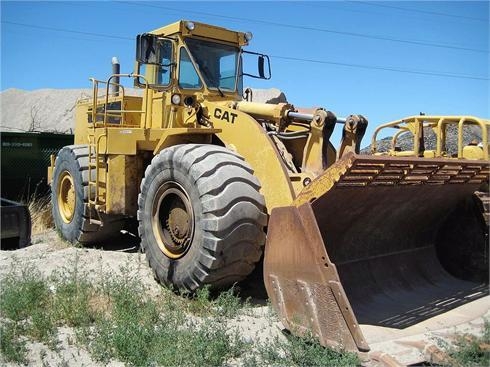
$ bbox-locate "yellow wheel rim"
[57,171,76,223]
[151,181,194,259]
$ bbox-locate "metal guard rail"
[371,115,489,160]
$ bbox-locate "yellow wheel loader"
[48,20,489,364]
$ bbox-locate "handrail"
[86,74,149,208]
[104,74,127,124]
[89,77,125,124]
[130,74,150,129]
[104,73,150,128]
[457,117,488,159]
[391,128,408,150]
[371,119,406,154]
[371,115,489,160]
[88,74,150,128]
[390,122,437,152]
[433,116,488,159]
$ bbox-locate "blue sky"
[1,1,488,142]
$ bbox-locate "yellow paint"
[149,20,250,46]
[302,123,324,177]
[50,18,490,226]
[235,101,292,124]
[301,109,335,176]
[204,100,295,210]
[294,154,354,207]
[57,170,76,223]
[463,145,486,160]
[371,115,489,161]
[152,128,220,155]
[106,155,140,215]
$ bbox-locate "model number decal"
[214,108,237,124]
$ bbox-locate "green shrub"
[0,321,27,364]
[85,275,245,366]
[447,320,490,366]
[251,333,360,367]
[0,267,51,322]
[0,266,57,361]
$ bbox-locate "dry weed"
[28,196,53,235]
[88,293,113,317]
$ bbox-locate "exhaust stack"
[111,57,120,96]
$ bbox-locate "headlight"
[185,21,195,31]
[244,32,253,41]
[171,94,181,105]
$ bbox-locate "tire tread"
[138,144,266,292]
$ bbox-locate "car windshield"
[185,38,240,92]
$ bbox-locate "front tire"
[138,144,267,292]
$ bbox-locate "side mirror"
[258,56,265,79]
[241,51,271,80]
[136,34,159,64]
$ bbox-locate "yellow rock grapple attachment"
[264,153,489,353]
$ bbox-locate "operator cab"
[134,20,270,98]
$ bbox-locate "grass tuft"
[248,333,360,367]
[84,275,244,366]
[186,284,246,319]
[214,286,245,318]
[0,321,27,364]
[27,195,53,235]
[0,264,57,355]
[446,320,490,366]
[0,266,51,322]
[52,275,95,327]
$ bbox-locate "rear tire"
[51,145,124,244]
[138,144,267,292]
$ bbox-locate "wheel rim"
[152,181,194,259]
[57,170,76,223]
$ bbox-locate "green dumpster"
[1,132,74,200]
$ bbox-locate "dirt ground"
[0,230,284,367]
[1,230,488,366]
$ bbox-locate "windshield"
[185,38,240,92]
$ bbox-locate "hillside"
[0,88,93,133]
[0,87,286,134]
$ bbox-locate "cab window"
[138,38,173,87]
[178,47,202,89]
[155,40,172,85]
[185,38,239,92]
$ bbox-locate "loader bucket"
[264,153,489,355]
